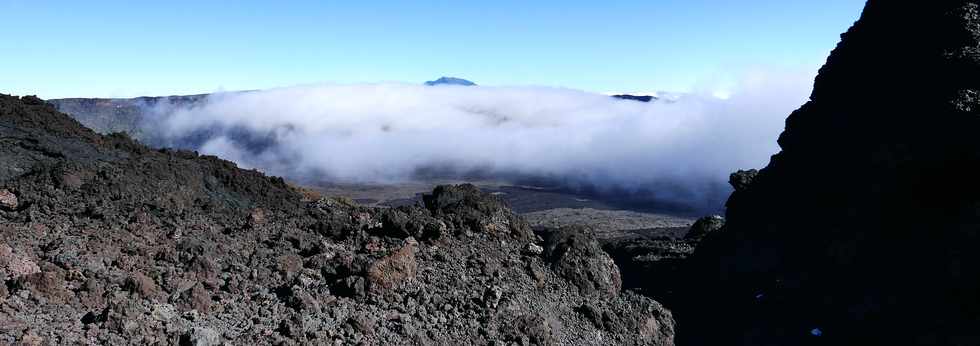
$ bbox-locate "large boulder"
[423,184,533,240]
[682,215,724,241]
[542,227,622,297]
[677,1,980,345]
[0,189,17,211]
[365,238,418,293]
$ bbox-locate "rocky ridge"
[0,94,673,345]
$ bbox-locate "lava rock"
[0,94,677,345]
[180,327,221,346]
[124,272,162,301]
[10,263,69,303]
[677,2,980,345]
[503,313,557,346]
[0,244,41,279]
[246,208,266,227]
[728,169,758,192]
[276,254,303,279]
[348,313,377,335]
[423,184,532,240]
[0,189,18,210]
[683,215,724,241]
[175,283,211,314]
[542,227,621,297]
[366,239,418,293]
[378,206,447,241]
[524,243,544,256]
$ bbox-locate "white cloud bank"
[153,70,814,211]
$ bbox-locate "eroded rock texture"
[677,1,980,345]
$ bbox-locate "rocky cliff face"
[675,1,980,344]
[0,95,674,345]
[48,95,207,137]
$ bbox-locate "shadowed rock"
[676,1,980,344]
[683,215,724,241]
[542,227,622,297]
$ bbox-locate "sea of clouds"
[146,70,814,212]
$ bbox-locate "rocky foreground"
[7,1,980,345]
[0,95,675,345]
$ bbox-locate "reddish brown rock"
[13,264,70,303]
[188,256,220,287]
[366,239,418,293]
[125,272,161,301]
[79,278,106,308]
[0,189,17,210]
[176,283,211,313]
[0,244,41,279]
[276,254,303,279]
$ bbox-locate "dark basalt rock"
[0,95,674,345]
[682,215,724,241]
[423,184,533,240]
[727,169,757,192]
[542,227,622,297]
[675,1,980,345]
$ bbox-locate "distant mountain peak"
[424,77,477,86]
[611,94,657,103]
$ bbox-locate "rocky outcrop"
[423,184,534,240]
[542,227,622,297]
[675,1,980,345]
[682,215,723,241]
[48,94,207,136]
[0,94,673,345]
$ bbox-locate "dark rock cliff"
[675,1,980,345]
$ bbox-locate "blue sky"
[1,0,865,98]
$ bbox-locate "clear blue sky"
[1,0,865,98]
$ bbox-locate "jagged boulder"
[683,215,724,241]
[365,238,418,293]
[542,227,622,297]
[676,2,980,344]
[377,206,447,241]
[727,169,757,192]
[423,184,533,240]
[0,189,17,211]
